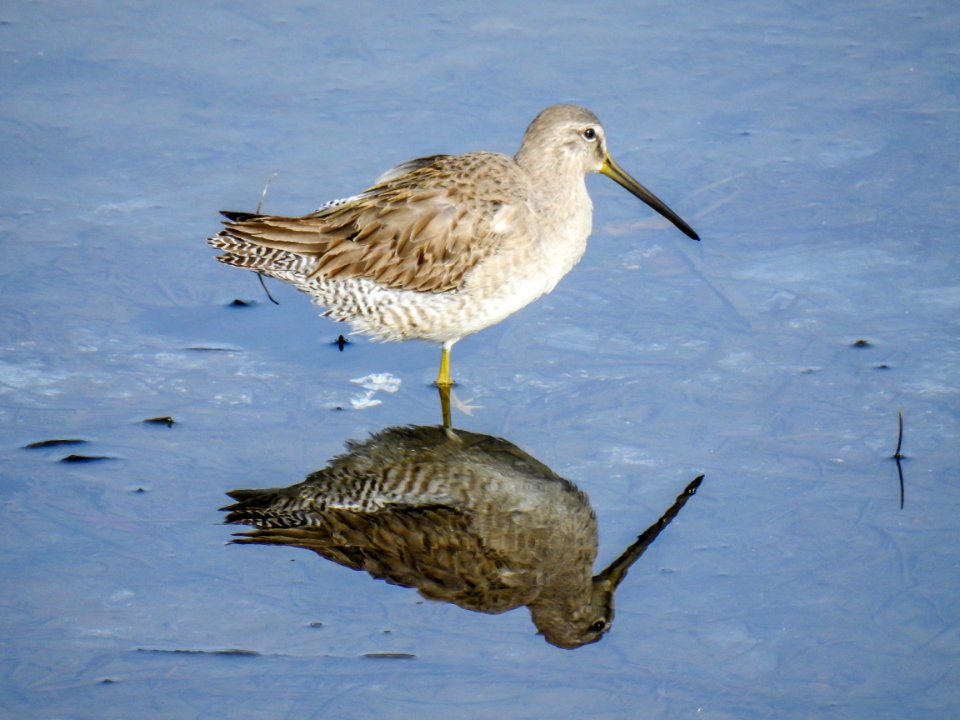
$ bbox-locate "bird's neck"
[516,147,591,216]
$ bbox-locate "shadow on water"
[221,415,703,649]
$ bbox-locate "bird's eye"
[590,620,607,633]
[581,127,597,142]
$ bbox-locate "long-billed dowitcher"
[223,424,703,648]
[209,104,699,387]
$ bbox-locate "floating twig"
[252,172,281,305]
[891,410,905,509]
[23,438,86,449]
[257,272,279,304]
[255,172,277,214]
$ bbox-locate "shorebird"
[223,424,703,648]
[209,104,699,387]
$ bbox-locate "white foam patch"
[349,372,401,409]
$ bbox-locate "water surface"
[2,2,958,718]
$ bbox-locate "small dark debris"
[875,364,891,370]
[851,339,872,348]
[739,130,752,136]
[100,678,117,684]
[133,488,146,494]
[136,647,259,656]
[212,648,260,656]
[229,298,252,307]
[333,406,344,412]
[382,629,392,635]
[143,416,175,428]
[185,346,234,353]
[24,438,86,449]
[60,454,113,463]
[308,621,324,628]
[362,653,415,660]
[333,334,349,351]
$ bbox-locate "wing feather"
[211,152,534,293]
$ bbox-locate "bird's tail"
[221,486,317,529]
[208,211,316,276]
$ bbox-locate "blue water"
[2,2,958,718]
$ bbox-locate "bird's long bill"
[600,154,700,241]
[595,474,704,591]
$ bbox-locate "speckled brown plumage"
[208,105,699,386]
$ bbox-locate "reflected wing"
[230,505,537,613]
[211,152,533,294]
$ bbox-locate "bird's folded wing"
[215,153,534,294]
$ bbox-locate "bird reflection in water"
[223,425,702,649]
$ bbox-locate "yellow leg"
[435,342,454,388]
[437,383,452,429]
